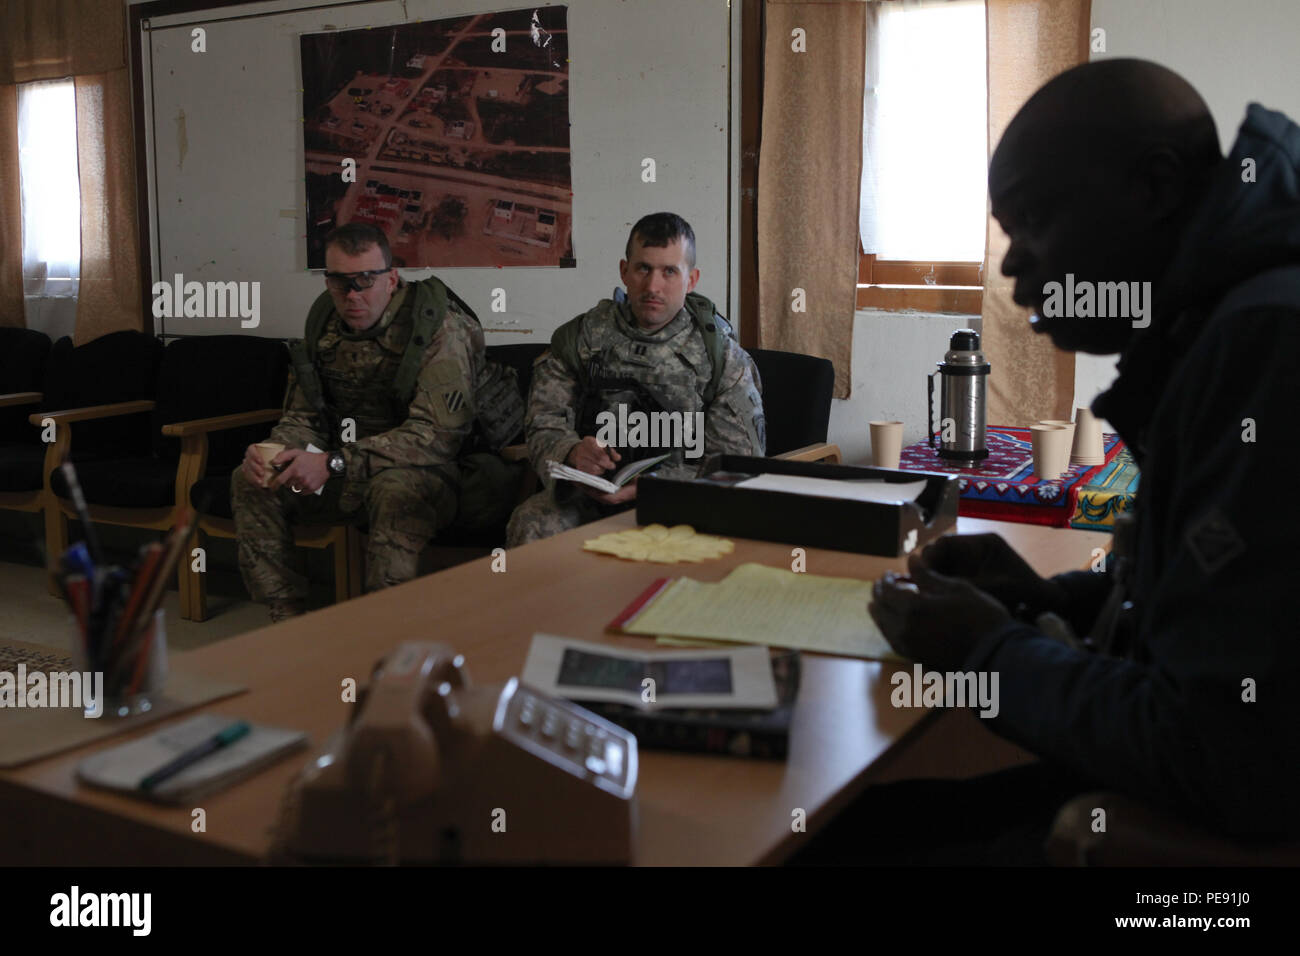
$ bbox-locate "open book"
[547,453,671,494]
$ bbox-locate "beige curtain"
[758,1,867,398]
[75,70,143,344]
[0,0,137,341]
[0,84,21,327]
[982,0,1090,425]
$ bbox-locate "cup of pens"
[58,462,190,719]
[72,607,169,718]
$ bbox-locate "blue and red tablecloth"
[899,426,1136,529]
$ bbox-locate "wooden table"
[0,512,1110,866]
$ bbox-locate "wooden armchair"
[750,348,840,464]
[0,328,55,521]
[30,398,159,592]
[181,407,360,622]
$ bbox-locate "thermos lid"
[950,329,980,351]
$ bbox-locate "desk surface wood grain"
[0,513,1109,866]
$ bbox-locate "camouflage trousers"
[505,485,631,546]
[231,466,456,603]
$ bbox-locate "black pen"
[140,721,251,793]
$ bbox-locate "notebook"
[76,713,308,804]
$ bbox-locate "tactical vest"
[288,277,522,451]
[547,293,739,468]
[549,291,735,404]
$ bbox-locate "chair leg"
[346,527,364,600]
[44,502,69,597]
[332,527,351,605]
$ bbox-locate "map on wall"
[300,7,573,269]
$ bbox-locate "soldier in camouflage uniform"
[506,212,765,545]
[233,223,488,621]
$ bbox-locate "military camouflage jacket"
[271,279,485,486]
[526,299,765,487]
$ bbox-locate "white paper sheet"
[736,473,929,504]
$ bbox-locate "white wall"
[830,0,1300,463]
[829,308,980,465]
[132,0,733,343]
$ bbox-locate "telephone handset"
[274,642,638,865]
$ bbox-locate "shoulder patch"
[1184,508,1246,575]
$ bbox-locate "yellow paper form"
[624,563,901,660]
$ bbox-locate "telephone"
[274,642,638,865]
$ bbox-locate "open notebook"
[77,713,307,804]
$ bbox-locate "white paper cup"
[869,420,904,469]
[1071,407,1105,465]
[254,441,286,488]
[1030,424,1071,481]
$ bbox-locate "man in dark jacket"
[797,59,1296,863]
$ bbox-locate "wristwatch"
[326,450,346,477]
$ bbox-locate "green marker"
[140,720,251,792]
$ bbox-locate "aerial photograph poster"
[300,7,574,269]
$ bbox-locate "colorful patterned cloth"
[898,426,1129,528]
[1070,445,1140,531]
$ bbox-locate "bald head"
[992,59,1220,201]
[990,59,1222,354]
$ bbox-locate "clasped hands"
[241,445,331,495]
[870,533,1064,672]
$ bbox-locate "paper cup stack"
[1069,407,1105,466]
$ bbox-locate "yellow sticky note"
[584,524,735,564]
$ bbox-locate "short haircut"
[324,222,392,269]
[625,212,696,269]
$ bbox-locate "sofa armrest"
[29,399,156,426]
[161,408,281,437]
[775,442,842,465]
[0,391,42,408]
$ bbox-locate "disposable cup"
[869,420,904,469]
[1030,424,1071,481]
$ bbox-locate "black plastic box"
[636,455,959,557]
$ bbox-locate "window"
[858,0,987,313]
[18,77,81,299]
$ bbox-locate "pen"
[140,720,251,793]
[60,462,104,566]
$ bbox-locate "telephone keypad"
[504,686,635,794]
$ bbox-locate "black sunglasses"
[323,268,390,293]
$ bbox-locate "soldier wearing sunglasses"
[232,223,490,621]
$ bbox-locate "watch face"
[329,453,345,474]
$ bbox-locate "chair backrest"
[486,342,549,398]
[153,335,290,470]
[41,331,165,459]
[749,349,835,456]
[0,327,51,444]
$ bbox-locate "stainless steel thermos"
[927,329,990,461]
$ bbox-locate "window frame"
[856,253,984,314]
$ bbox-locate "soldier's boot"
[268,599,305,623]
[363,469,454,592]
[231,468,311,608]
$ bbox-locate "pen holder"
[73,608,169,719]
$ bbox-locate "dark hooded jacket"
[964,104,1300,839]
